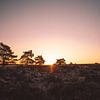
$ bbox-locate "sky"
[0,0,100,64]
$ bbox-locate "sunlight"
[50,64,56,72]
[44,50,65,65]
[16,60,20,64]
[45,56,57,65]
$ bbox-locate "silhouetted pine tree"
[34,55,45,65]
[19,50,34,65]
[0,42,17,65]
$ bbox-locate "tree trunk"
[2,58,5,65]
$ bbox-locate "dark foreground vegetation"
[0,64,100,100]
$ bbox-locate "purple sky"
[0,0,100,64]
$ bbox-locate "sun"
[42,48,66,65]
[45,56,57,65]
[44,54,64,65]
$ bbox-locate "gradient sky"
[0,0,100,64]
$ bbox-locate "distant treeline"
[0,42,67,65]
